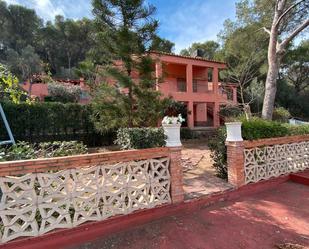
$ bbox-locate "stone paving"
[181,139,233,199]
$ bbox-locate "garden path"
[181,139,233,199]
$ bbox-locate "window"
[177,78,186,92]
[208,68,213,82]
[193,79,198,92]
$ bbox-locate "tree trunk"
[261,1,281,120]
[262,58,280,119]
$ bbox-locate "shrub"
[115,128,166,150]
[272,107,291,123]
[241,117,289,140]
[162,99,188,127]
[0,102,114,146]
[36,141,87,158]
[208,128,227,179]
[219,105,243,120]
[0,141,87,162]
[286,124,309,136]
[47,82,82,103]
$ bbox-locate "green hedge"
[115,127,166,150]
[208,118,309,179]
[0,102,115,146]
[241,118,289,140]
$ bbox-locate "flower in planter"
[162,114,185,125]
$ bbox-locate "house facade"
[21,78,90,104]
[152,52,237,128]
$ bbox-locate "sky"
[4,0,238,53]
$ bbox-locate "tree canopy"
[91,0,168,132]
[0,0,174,82]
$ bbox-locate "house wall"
[153,53,237,128]
[21,83,48,101]
[21,79,90,104]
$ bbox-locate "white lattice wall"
[0,158,171,242]
[244,141,309,183]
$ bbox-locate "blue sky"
[4,0,238,52]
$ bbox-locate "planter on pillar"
[162,115,185,147]
[225,122,243,142]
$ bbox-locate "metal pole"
[0,103,15,145]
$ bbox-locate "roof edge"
[150,51,227,65]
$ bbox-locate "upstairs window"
[177,78,187,92]
[208,68,213,82]
[193,79,198,92]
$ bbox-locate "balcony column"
[155,61,163,91]
[186,64,193,93]
[187,101,194,128]
[213,67,219,94]
[232,87,237,103]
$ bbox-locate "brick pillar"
[225,141,245,187]
[155,61,162,91]
[232,87,237,103]
[186,64,193,93]
[213,67,219,94]
[169,146,184,203]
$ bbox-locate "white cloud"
[4,0,67,21]
[4,0,18,4]
[31,0,65,20]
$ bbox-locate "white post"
[225,122,243,142]
[162,123,182,147]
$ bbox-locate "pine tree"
[91,0,166,132]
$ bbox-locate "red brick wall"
[0,147,184,203]
[226,135,309,187]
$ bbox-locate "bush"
[272,107,291,123]
[0,141,87,162]
[0,102,114,146]
[208,128,227,179]
[286,124,309,136]
[47,82,82,103]
[241,117,289,140]
[115,127,166,150]
[162,100,188,127]
[219,105,243,120]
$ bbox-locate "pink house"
[152,52,237,128]
[20,78,90,104]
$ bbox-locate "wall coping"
[0,147,172,176]
[243,134,309,149]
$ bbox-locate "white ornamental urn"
[225,122,243,142]
[162,115,184,147]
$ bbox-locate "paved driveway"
[70,182,309,249]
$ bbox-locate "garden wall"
[0,147,183,243]
[226,135,309,186]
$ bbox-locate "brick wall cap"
[243,134,309,148]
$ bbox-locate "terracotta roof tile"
[150,51,226,64]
